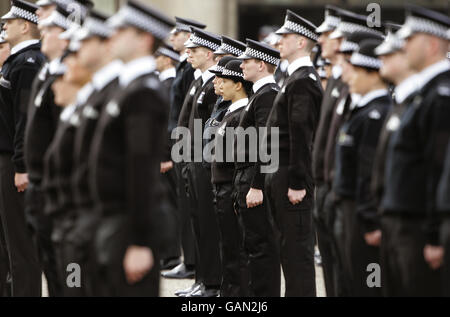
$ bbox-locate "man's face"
[156,55,170,72]
[186,46,209,70]
[78,36,106,71]
[279,33,300,60]
[110,27,140,62]
[0,42,11,67]
[41,25,66,59]
[3,19,23,45]
[64,53,92,86]
[319,31,340,60]
[240,58,260,82]
[404,33,428,72]
[348,66,375,96]
[37,4,56,24]
[340,54,353,84]
[380,50,411,84]
[213,76,223,95]
[170,31,190,53]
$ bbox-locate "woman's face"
[220,78,238,101]
[213,76,223,96]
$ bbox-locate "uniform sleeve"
[10,63,41,173]
[251,91,276,190]
[355,107,388,233]
[286,78,321,190]
[124,88,168,248]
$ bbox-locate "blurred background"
[1,0,449,42]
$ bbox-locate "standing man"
[163,17,206,279]
[0,0,45,296]
[88,0,175,296]
[236,38,282,297]
[382,5,450,296]
[24,3,71,297]
[265,10,323,297]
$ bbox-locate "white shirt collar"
[10,39,40,56]
[226,98,248,114]
[394,74,420,104]
[75,83,95,106]
[356,89,389,108]
[417,59,450,90]
[180,53,188,62]
[279,59,289,72]
[159,67,176,82]
[287,56,313,76]
[332,65,342,79]
[60,103,77,122]
[119,56,156,87]
[92,60,123,91]
[253,75,276,93]
[48,57,62,75]
[194,69,202,80]
[202,68,215,86]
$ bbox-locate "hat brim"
[275,26,295,35]
[36,0,54,7]
[184,40,200,49]
[237,53,253,60]
[396,26,413,40]
[329,29,345,40]
[214,48,230,55]
[107,14,129,31]
[315,22,334,34]
[375,41,399,56]
[1,11,18,22]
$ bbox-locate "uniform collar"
[48,57,62,75]
[356,89,389,108]
[417,59,450,91]
[253,75,276,93]
[159,67,176,82]
[180,53,188,62]
[194,68,202,80]
[119,56,156,87]
[226,98,248,114]
[394,74,420,104]
[92,60,123,91]
[279,59,289,72]
[201,67,215,86]
[76,83,95,106]
[10,39,40,56]
[287,56,313,76]
[332,65,342,79]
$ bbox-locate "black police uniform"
[234,80,281,297]
[0,40,44,296]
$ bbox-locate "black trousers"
[25,183,62,296]
[187,162,221,287]
[213,182,248,297]
[442,219,450,297]
[0,154,41,296]
[336,199,381,297]
[234,168,280,297]
[176,163,196,266]
[265,167,316,297]
[313,183,336,297]
[381,215,442,297]
[0,215,9,296]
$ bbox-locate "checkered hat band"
[340,41,359,52]
[40,10,71,29]
[325,15,340,28]
[212,65,224,73]
[350,52,382,69]
[119,6,172,40]
[158,47,179,60]
[84,17,113,38]
[386,33,404,50]
[284,20,318,41]
[338,22,384,38]
[244,47,280,65]
[11,6,38,24]
[220,43,244,56]
[405,16,449,40]
[222,69,244,78]
[190,34,220,51]
[175,22,191,32]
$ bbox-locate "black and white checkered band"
[350,52,382,69]
[222,68,244,78]
[157,47,179,60]
[403,15,449,40]
[189,34,220,51]
[175,22,192,32]
[340,40,359,53]
[11,6,38,24]
[324,15,340,29]
[39,10,70,29]
[284,20,319,41]
[220,43,244,56]
[385,33,404,50]
[336,22,384,38]
[211,65,224,73]
[244,47,280,65]
[83,16,112,38]
[116,5,172,40]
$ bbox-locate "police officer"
[163,17,206,279]
[235,39,281,297]
[382,5,450,297]
[24,3,72,297]
[0,0,45,296]
[181,27,222,297]
[265,10,323,297]
[88,0,174,296]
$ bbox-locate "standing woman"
[211,59,252,297]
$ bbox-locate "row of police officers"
[0,0,448,297]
